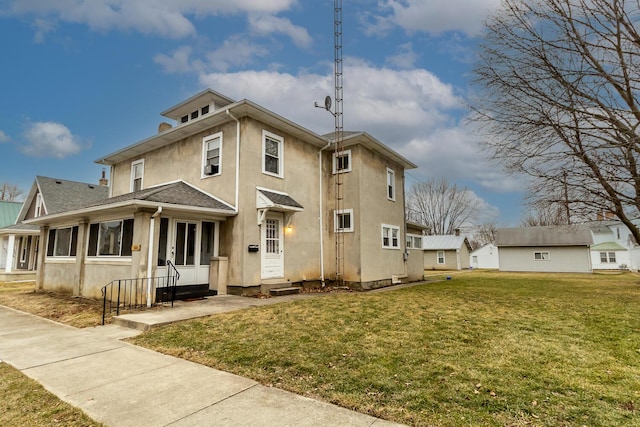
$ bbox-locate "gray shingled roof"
[258,189,303,209]
[37,176,109,214]
[83,181,235,211]
[496,226,593,247]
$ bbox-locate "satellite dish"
[324,96,332,111]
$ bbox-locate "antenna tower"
[333,0,344,286]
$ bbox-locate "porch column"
[5,234,15,273]
[36,227,48,291]
[73,220,88,297]
[131,211,151,280]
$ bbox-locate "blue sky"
[0,0,526,225]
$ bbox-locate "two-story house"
[27,89,419,300]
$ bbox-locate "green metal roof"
[0,201,21,228]
[591,241,626,251]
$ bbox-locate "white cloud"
[205,36,270,72]
[197,58,516,200]
[368,0,501,37]
[0,131,10,143]
[21,121,84,158]
[6,0,298,39]
[248,13,312,48]
[154,46,198,73]
[385,42,418,69]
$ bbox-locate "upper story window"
[333,150,352,174]
[386,168,396,201]
[382,224,400,249]
[334,209,354,233]
[35,193,43,217]
[406,234,422,249]
[131,159,144,192]
[263,130,283,178]
[202,133,222,177]
[87,219,134,257]
[46,226,78,257]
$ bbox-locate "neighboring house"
[26,89,419,299]
[585,219,639,270]
[422,234,472,270]
[496,226,593,273]
[1,177,108,282]
[0,201,23,280]
[469,243,499,269]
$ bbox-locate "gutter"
[147,206,162,307]
[226,110,240,212]
[318,140,333,286]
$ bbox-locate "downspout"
[147,206,162,307]
[318,140,333,286]
[401,171,409,279]
[226,110,240,211]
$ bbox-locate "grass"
[0,363,101,426]
[129,271,640,426]
[0,281,106,328]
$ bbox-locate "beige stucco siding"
[424,249,458,270]
[498,246,591,273]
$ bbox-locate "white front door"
[173,221,198,284]
[261,213,284,278]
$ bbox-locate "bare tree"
[471,0,640,243]
[521,201,569,226]
[406,178,481,235]
[469,221,499,249]
[0,183,23,202]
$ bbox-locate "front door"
[173,221,197,284]
[164,220,217,285]
[261,213,284,278]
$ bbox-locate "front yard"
[129,271,640,426]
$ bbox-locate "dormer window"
[35,193,43,217]
[191,110,199,120]
[181,115,188,123]
[201,105,209,115]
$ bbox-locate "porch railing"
[101,260,180,325]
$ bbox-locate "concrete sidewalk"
[0,303,405,426]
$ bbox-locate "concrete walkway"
[0,295,407,426]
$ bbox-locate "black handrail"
[101,262,180,325]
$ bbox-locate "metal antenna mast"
[333,0,344,286]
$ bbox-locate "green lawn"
[130,271,640,426]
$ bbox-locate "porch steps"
[269,286,301,297]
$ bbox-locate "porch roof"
[0,223,39,236]
[25,181,237,225]
[591,241,626,251]
[257,188,303,211]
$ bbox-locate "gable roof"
[422,235,471,251]
[257,188,304,211]
[496,226,593,247]
[25,181,236,225]
[0,201,21,228]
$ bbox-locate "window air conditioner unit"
[204,164,216,175]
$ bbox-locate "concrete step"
[269,286,301,296]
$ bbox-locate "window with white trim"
[35,193,43,217]
[534,251,550,260]
[334,209,354,232]
[382,224,400,249]
[437,250,445,264]
[46,226,79,257]
[87,219,134,257]
[202,133,222,177]
[386,168,396,201]
[333,150,352,174]
[262,130,283,178]
[406,233,422,249]
[600,251,616,263]
[130,159,144,192]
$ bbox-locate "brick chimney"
[454,228,460,236]
[158,122,172,133]
[98,169,109,186]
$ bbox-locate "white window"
[35,193,43,217]
[386,168,396,201]
[202,133,222,177]
[600,251,616,263]
[382,224,400,249]
[262,130,283,178]
[334,209,354,232]
[437,250,445,264]
[534,251,550,260]
[333,150,352,174]
[130,159,144,192]
[46,227,79,257]
[406,233,422,249]
[87,219,134,257]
